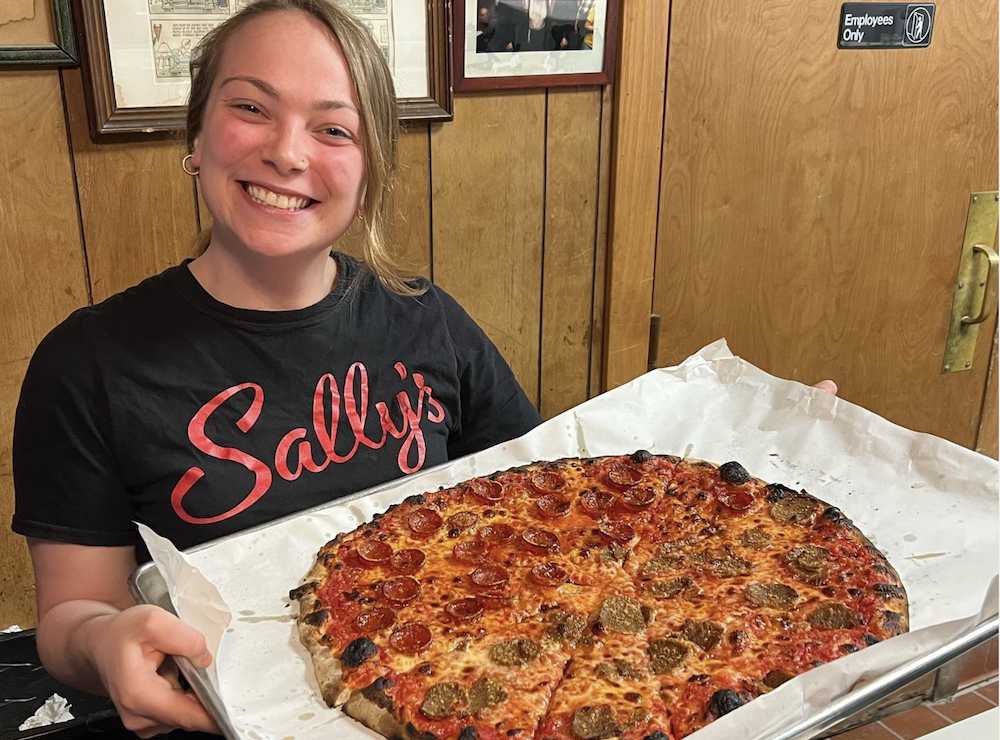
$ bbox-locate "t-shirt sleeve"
[11,315,138,546]
[435,289,543,459]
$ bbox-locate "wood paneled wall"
[0,70,612,629]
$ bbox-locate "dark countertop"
[0,628,128,740]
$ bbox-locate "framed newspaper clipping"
[75,0,453,143]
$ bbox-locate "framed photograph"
[454,0,618,91]
[0,0,77,68]
[74,0,452,143]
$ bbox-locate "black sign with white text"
[838,4,935,48]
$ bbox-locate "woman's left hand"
[812,380,838,395]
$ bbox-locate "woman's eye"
[324,127,352,140]
[236,103,261,115]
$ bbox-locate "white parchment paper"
[141,340,1000,740]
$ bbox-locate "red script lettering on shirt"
[170,361,446,524]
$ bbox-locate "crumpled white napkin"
[18,693,75,730]
[0,624,23,633]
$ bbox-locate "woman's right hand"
[83,605,221,737]
[28,540,221,738]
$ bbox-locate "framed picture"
[74,0,453,143]
[0,0,77,68]
[453,0,618,91]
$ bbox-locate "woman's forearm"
[35,600,121,695]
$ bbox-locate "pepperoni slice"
[718,488,755,511]
[522,527,559,550]
[356,539,393,564]
[390,548,426,574]
[355,606,395,633]
[537,494,571,519]
[478,523,516,545]
[381,576,421,604]
[408,508,443,535]
[598,519,635,542]
[470,564,510,589]
[530,562,569,587]
[580,489,616,517]
[389,623,432,653]
[445,597,485,623]
[607,462,643,488]
[453,539,490,565]
[477,591,514,610]
[446,511,479,531]
[466,478,504,503]
[621,483,657,509]
[530,470,566,494]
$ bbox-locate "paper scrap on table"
[18,694,74,730]
[137,523,233,690]
[1,624,23,633]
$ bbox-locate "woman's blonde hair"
[186,0,422,296]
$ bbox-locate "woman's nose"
[262,125,308,175]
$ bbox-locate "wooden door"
[649,0,998,447]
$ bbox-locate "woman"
[11,1,540,736]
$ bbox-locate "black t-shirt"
[12,254,541,558]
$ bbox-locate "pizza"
[290,452,908,740]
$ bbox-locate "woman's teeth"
[245,183,311,211]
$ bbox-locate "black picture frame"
[0,0,77,69]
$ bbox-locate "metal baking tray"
[130,466,1000,740]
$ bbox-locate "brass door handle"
[961,244,999,325]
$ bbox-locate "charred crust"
[865,544,884,558]
[707,689,746,718]
[719,461,751,484]
[642,732,670,740]
[303,609,330,627]
[458,728,479,740]
[873,583,904,599]
[361,677,397,710]
[765,483,795,502]
[403,494,426,506]
[882,610,905,634]
[630,449,655,464]
[289,582,317,601]
[341,637,378,668]
[406,722,438,740]
[821,506,852,526]
[863,634,882,646]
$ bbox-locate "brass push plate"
[942,192,999,374]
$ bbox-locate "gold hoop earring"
[181,154,199,176]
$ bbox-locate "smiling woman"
[10,1,541,737]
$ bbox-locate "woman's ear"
[190,135,202,170]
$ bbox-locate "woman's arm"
[29,539,220,738]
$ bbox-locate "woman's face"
[190,10,366,262]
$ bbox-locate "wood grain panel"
[336,126,432,279]
[0,0,54,45]
[0,71,87,629]
[63,68,198,303]
[431,93,546,406]
[540,88,602,418]
[654,0,998,446]
[604,0,671,389]
[591,84,614,399]
[977,330,998,459]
